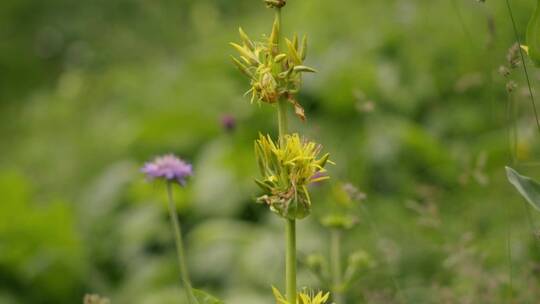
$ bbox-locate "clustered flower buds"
[254,133,332,219]
[230,16,315,121]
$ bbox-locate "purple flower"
[221,115,236,132]
[141,154,193,186]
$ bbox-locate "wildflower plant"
[231,1,333,303]
[142,154,221,304]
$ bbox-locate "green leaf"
[506,166,540,211]
[193,289,223,304]
[526,0,540,66]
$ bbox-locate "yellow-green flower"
[254,133,332,219]
[272,287,331,304]
[230,15,315,121]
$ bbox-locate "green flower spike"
[230,15,315,121]
[255,133,333,220]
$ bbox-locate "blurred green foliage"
[3,0,540,303]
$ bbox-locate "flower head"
[254,133,332,219]
[230,15,315,121]
[272,287,331,304]
[141,154,193,186]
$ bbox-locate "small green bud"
[269,16,280,53]
[348,250,375,269]
[321,214,358,230]
[274,53,287,63]
[306,253,326,274]
[293,65,317,73]
[292,33,299,50]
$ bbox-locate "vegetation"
[3,0,540,303]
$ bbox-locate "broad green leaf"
[506,166,540,211]
[526,0,540,66]
[193,289,223,304]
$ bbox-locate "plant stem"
[285,218,297,304]
[274,6,296,303]
[278,98,288,146]
[166,182,197,304]
[330,229,344,303]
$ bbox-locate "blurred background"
[2,0,540,303]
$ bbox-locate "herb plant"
[231,0,333,302]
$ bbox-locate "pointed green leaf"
[506,166,540,211]
[231,56,253,78]
[300,35,308,60]
[526,0,540,66]
[238,27,254,50]
[285,38,302,65]
[269,15,280,49]
[254,179,273,192]
[292,33,299,50]
[229,42,259,64]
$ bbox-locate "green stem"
[275,7,296,303]
[166,182,197,304]
[330,229,344,303]
[278,98,288,145]
[274,7,296,303]
[286,218,297,304]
